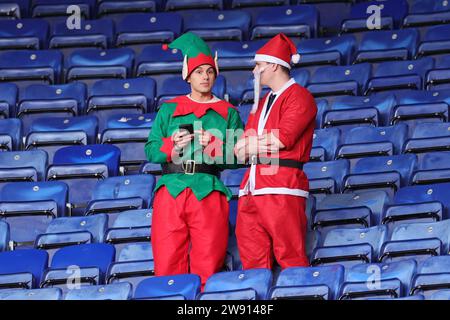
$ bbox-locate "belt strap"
[161,161,221,177]
[250,156,304,170]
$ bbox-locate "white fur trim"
[214,50,219,75]
[239,187,309,198]
[254,54,291,69]
[291,53,300,64]
[182,54,188,80]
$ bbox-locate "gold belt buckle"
[183,160,196,175]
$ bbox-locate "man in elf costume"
[234,33,317,270]
[145,32,244,288]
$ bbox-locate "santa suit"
[236,78,317,270]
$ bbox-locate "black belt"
[161,161,221,177]
[250,156,304,170]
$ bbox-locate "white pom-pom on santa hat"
[291,53,300,64]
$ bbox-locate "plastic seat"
[0,221,9,252]
[0,150,47,186]
[47,144,121,216]
[410,256,450,298]
[65,282,132,300]
[404,0,450,28]
[412,151,450,185]
[307,64,371,98]
[269,265,344,300]
[403,122,450,155]
[18,83,87,134]
[251,5,318,40]
[0,181,69,249]
[0,19,49,50]
[303,159,350,196]
[0,288,62,300]
[220,168,247,199]
[98,0,162,17]
[0,249,48,289]
[134,274,201,300]
[0,3,20,19]
[354,29,419,64]
[0,118,21,152]
[198,269,272,300]
[417,24,450,58]
[426,56,450,90]
[0,83,17,119]
[211,40,265,71]
[135,44,183,77]
[183,10,251,42]
[0,50,62,88]
[165,0,223,11]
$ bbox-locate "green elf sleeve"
[144,107,176,163]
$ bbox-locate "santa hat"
[254,33,300,69]
[167,32,219,80]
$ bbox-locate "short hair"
[280,65,291,76]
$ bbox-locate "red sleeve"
[159,136,176,163]
[277,88,317,150]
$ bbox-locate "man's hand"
[173,130,194,151]
[257,132,285,151]
[194,129,212,147]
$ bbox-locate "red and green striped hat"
[168,32,219,80]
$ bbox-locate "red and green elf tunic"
[145,94,244,201]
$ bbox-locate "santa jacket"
[239,78,318,198]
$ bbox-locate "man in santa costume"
[145,32,244,288]
[234,33,317,270]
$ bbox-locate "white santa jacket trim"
[239,78,308,198]
[254,54,292,69]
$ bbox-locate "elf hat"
[167,32,219,80]
[254,33,300,69]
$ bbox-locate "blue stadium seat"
[410,256,450,298]
[307,64,371,98]
[41,243,115,292]
[232,0,289,8]
[269,265,344,300]
[135,44,183,77]
[303,159,350,196]
[183,10,251,41]
[35,214,108,262]
[251,5,318,40]
[0,83,17,119]
[341,0,408,33]
[391,89,450,127]
[311,225,388,269]
[102,113,155,174]
[310,128,341,161]
[343,154,418,196]
[430,290,450,300]
[382,183,450,236]
[198,269,272,300]
[98,0,163,17]
[0,181,69,249]
[115,13,182,49]
[367,58,434,95]
[0,118,21,152]
[426,56,450,90]
[88,78,156,131]
[65,282,132,300]
[236,103,252,125]
[0,221,9,252]
[315,99,329,129]
[339,259,417,300]
[157,75,226,105]
[31,0,96,20]
[0,0,29,17]
[0,19,49,50]
[0,249,48,289]
[134,274,201,300]
[49,19,114,52]
[165,0,223,11]
[354,29,419,64]
[211,40,265,71]
[326,93,397,128]
[417,24,450,58]
[337,124,408,162]
[380,219,450,264]
[412,151,450,185]
[220,168,247,199]
[66,48,134,84]
[26,116,98,164]
[313,191,389,238]
[403,122,450,155]
[404,0,450,27]
[107,242,154,290]
[296,35,356,67]
[18,83,87,134]
[0,288,62,300]
[0,150,48,186]
[0,50,63,88]
[48,144,121,216]
[0,3,21,20]
[139,161,162,176]
[85,175,156,215]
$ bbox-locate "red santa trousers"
[151,186,229,289]
[236,193,309,270]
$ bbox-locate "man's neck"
[269,75,291,93]
[189,91,213,102]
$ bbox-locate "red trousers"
[151,186,229,289]
[236,194,309,270]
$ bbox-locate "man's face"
[253,61,273,86]
[188,64,216,94]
